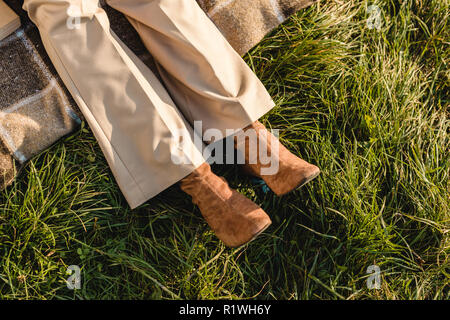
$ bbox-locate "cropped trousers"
[23,0,275,208]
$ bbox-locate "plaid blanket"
[0,0,315,189]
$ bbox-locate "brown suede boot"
[180,163,271,247]
[235,121,320,196]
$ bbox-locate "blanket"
[0,0,315,189]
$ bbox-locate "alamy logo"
[170,121,280,175]
[66,265,81,290]
[367,5,382,30]
[366,265,381,289]
[66,0,98,30]
[66,4,82,30]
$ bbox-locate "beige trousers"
[23,0,275,209]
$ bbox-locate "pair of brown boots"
[180,121,320,247]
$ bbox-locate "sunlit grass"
[0,0,448,299]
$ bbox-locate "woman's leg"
[23,0,206,209]
[106,0,319,195]
[23,0,272,246]
[105,0,276,137]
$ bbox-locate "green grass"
[0,0,448,299]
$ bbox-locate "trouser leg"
[106,0,276,136]
[23,0,206,209]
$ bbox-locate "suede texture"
[0,0,316,192]
[237,121,320,196]
[180,162,271,247]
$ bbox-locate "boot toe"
[273,164,320,196]
[220,192,272,247]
